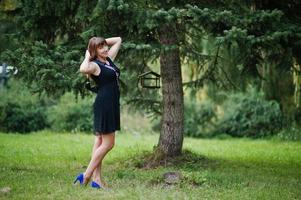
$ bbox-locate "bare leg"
[91,134,102,184]
[83,132,115,185]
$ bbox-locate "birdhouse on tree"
[138,71,161,89]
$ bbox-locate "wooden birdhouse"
[138,71,161,89]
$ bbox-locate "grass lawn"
[0,130,300,200]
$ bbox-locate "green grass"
[0,131,300,200]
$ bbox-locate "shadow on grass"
[145,149,220,171]
[109,148,301,188]
[114,147,300,173]
[109,149,221,187]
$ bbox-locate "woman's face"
[97,45,109,58]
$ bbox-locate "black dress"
[90,57,121,135]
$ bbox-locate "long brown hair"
[88,37,108,61]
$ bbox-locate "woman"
[74,36,122,189]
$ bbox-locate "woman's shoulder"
[91,59,100,64]
[91,60,104,69]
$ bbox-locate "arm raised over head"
[79,50,98,74]
[105,37,122,61]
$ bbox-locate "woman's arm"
[106,37,122,61]
[79,50,98,74]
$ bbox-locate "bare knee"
[104,141,114,151]
[102,132,115,151]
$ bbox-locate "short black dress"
[90,57,121,135]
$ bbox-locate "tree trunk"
[260,53,295,124]
[293,61,301,108]
[157,24,184,157]
[261,59,278,101]
[293,59,301,126]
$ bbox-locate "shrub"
[184,99,217,138]
[272,127,301,141]
[181,87,283,138]
[214,87,283,138]
[46,92,94,133]
[0,79,49,133]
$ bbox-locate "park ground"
[0,130,300,200]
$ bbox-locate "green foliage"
[215,87,283,137]
[0,79,95,133]
[1,41,88,98]
[15,0,97,42]
[0,102,48,133]
[0,79,49,133]
[183,87,282,138]
[1,0,100,99]
[0,0,21,11]
[185,3,299,87]
[46,92,94,133]
[273,127,301,141]
[184,99,216,138]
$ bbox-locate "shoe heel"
[73,173,84,185]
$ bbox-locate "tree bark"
[261,59,278,101]
[293,61,301,108]
[157,24,184,157]
[293,59,301,126]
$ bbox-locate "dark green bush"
[182,87,283,138]
[0,79,49,133]
[184,99,217,138]
[271,127,301,141]
[1,102,48,133]
[215,88,283,138]
[46,92,94,133]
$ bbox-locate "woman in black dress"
[74,36,122,189]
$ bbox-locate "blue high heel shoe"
[73,173,85,185]
[91,181,102,189]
